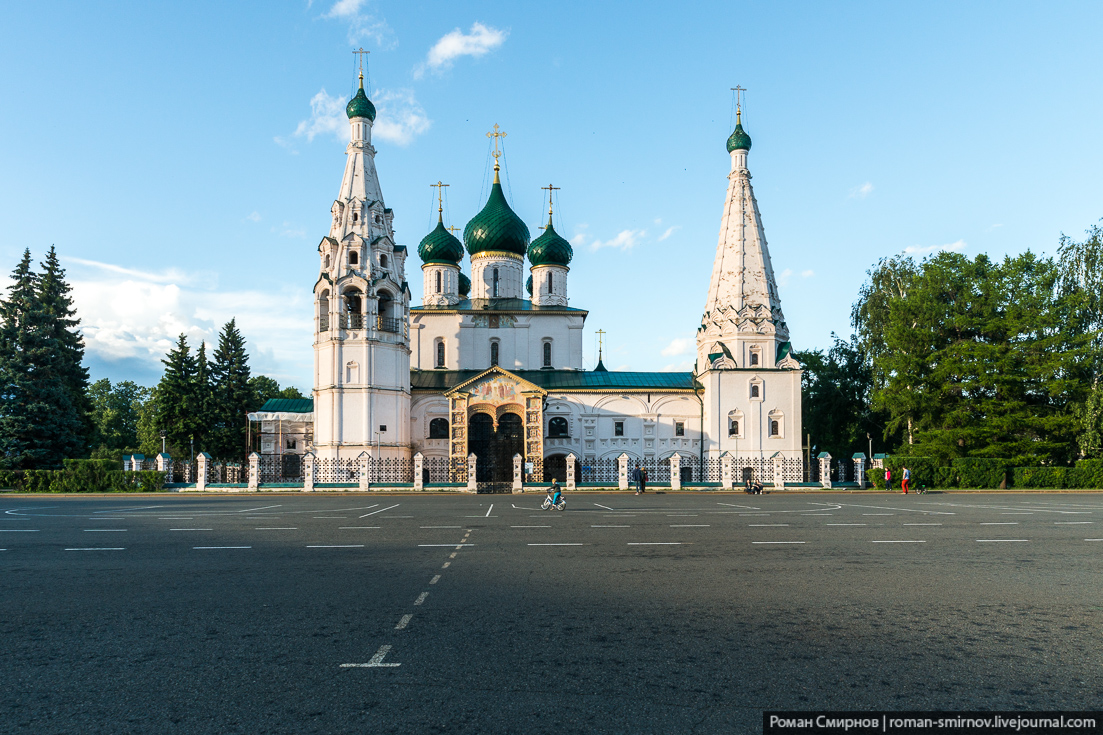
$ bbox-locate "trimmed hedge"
[951,458,1010,489]
[1012,466,1069,489]
[866,468,886,489]
[0,460,164,493]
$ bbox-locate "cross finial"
[446,225,460,235]
[430,180,449,222]
[596,329,606,361]
[486,124,507,179]
[539,183,560,229]
[731,85,746,123]
[354,47,370,75]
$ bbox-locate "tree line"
[0,249,303,470]
[796,220,1103,467]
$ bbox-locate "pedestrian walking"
[885,468,892,491]
[632,464,641,495]
[902,466,910,495]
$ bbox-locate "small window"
[770,420,779,436]
[490,341,499,367]
[493,268,500,298]
[381,254,388,269]
[749,352,759,366]
[549,417,569,437]
[286,439,296,450]
[750,384,760,398]
[429,418,449,439]
[379,425,387,433]
[436,341,445,368]
[675,422,685,437]
[435,271,442,294]
[543,342,552,368]
[729,419,739,437]
[353,212,358,223]
[324,254,330,268]
[349,250,359,265]
[614,421,624,437]
[546,271,553,293]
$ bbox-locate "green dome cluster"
[459,272,471,297]
[464,179,530,257]
[418,219,464,265]
[525,274,533,296]
[527,222,573,267]
[346,77,377,121]
[726,121,751,153]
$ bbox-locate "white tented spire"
[697,116,792,373]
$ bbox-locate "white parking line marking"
[159,517,193,520]
[671,524,710,527]
[529,543,585,546]
[752,541,805,545]
[0,530,38,532]
[977,539,1029,542]
[414,592,429,605]
[65,547,125,551]
[1086,539,1103,542]
[827,523,866,526]
[340,645,400,668]
[628,542,684,546]
[339,526,380,529]
[1002,513,1033,515]
[360,504,400,518]
[313,517,348,519]
[592,525,629,528]
[418,544,475,547]
[257,527,298,530]
[593,503,615,510]
[430,575,441,584]
[872,540,926,544]
[421,526,461,529]
[395,614,412,630]
[306,544,364,548]
[84,529,126,532]
[1056,521,1094,524]
[719,503,761,510]
[667,514,698,517]
[193,546,251,549]
[486,504,494,517]
[981,522,1018,525]
[749,524,788,527]
[739,514,770,517]
[170,528,212,531]
[442,561,451,568]
[863,514,894,516]
[904,523,941,526]
[512,525,550,528]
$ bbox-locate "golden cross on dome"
[539,183,560,229]
[731,85,746,122]
[486,124,507,166]
[353,47,370,76]
[430,180,449,216]
[596,329,606,362]
[447,225,460,235]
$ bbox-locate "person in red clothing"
[885,468,892,491]
[901,466,910,494]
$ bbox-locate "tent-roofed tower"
[312,68,411,462]
[696,97,802,474]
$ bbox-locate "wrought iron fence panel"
[449,456,468,484]
[680,457,722,483]
[258,454,304,483]
[636,457,671,484]
[208,463,244,484]
[316,458,359,483]
[783,458,804,482]
[579,458,619,484]
[423,456,451,483]
[169,460,197,484]
[367,457,413,484]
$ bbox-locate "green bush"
[1012,466,1068,489]
[1072,459,1103,489]
[932,467,956,488]
[886,457,946,487]
[130,470,165,492]
[951,458,1011,489]
[0,470,17,490]
[0,460,166,493]
[866,468,886,489]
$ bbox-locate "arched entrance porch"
[469,411,523,492]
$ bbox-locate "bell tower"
[312,62,411,461]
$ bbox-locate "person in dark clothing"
[631,464,641,494]
[639,469,648,493]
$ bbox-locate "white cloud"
[67,259,313,387]
[588,229,645,251]
[273,222,307,239]
[661,360,694,372]
[986,223,1004,232]
[287,87,431,147]
[801,269,814,278]
[903,239,966,256]
[245,211,261,223]
[777,267,793,286]
[657,225,680,242]
[661,338,693,357]
[323,0,393,45]
[849,182,874,199]
[372,88,431,146]
[415,22,507,78]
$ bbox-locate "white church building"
[252,72,804,488]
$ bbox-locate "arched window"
[353,212,359,223]
[492,268,500,298]
[429,418,449,439]
[729,419,739,437]
[349,250,358,265]
[490,341,499,367]
[750,384,760,398]
[381,254,388,269]
[435,271,442,293]
[749,351,759,366]
[548,417,569,437]
[343,289,362,329]
[543,341,552,368]
[324,254,330,268]
[436,341,445,368]
[546,271,553,293]
[770,420,779,436]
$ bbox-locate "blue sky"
[2,1,1102,391]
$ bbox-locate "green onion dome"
[726,120,751,153]
[527,221,573,267]
[463,170,530,257]
[417,217,464,265]
[346,75,377,121]
[525,274,533,296]
[459,272,471,297]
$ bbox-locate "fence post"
[467,453,477,493]
[618,453,629,491]
[413,452,424,491]
[122,454,131,472]
[566,453,577,491]
[359,451,371,491]
[670,454,681,490]
[512,453,523,494]
[720,452,733,489]
[772,453,785,491]
[818,452,832,489]
[156,453,170,473]
[853,453,867,489]
[131,454,145,472]
[248,452,260,490]
[303,451,316,492]
[196,452,210,491]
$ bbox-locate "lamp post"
[867,432,872,461]
[159,430,167,455]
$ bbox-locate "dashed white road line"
[441,562,451,568]
[360,504,400,518]
[593,503,615,510]
[752,541,805,545]
[976,539,1029,543]
[430,575,441,584]
[872,540,926,544]
[671,524,710,527]
[171,528,213,531]
[863,514,894,516]
[65,547,125,551]
[0,529,39,532]
[749,524,788,527]
[306,544,364,548]
[981,522,1018,525]
[718,503,761,510]
[485,504,494,517]
[529,543,585,546]
[84,529,126,532]
[421,526,461,529]
[512,525,550,528]
[418,544,475,547]
[628,542,685,546]
[194,546,251,549]
[395,615,412,630]
[257,527,298,530]
[340,645,400,668]
[1056,521,1094,524]
[414,592,429,605]
[1086,538,1103,542]
[339,526,380,529]
[827,523,866,526]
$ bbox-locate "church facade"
[258,73,804,486]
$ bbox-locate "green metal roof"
[525,274,532,296]
[727,121,752,153]
[458,272,471,296]
[346,77,377,121]
[258,398,314,413]
[411,369,695,392]
[418,218,464,265]
[411,297,587,314]
[527,221,573,266]
[464,179,530,257]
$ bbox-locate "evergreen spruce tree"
[193,340,212,452]
[208,319,254,460]
[154,335,199,458]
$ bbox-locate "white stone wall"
[530,265,569,307]
[698,367,803,463]
[470,253,524,300]
[409,312,585,371]
[421,264,461,307]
